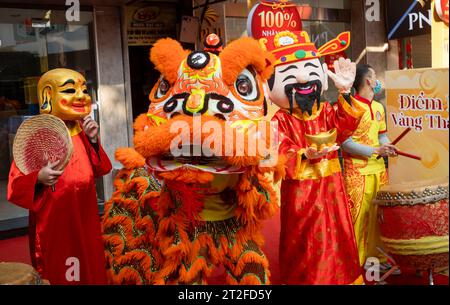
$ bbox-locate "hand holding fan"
[13,114,73,190]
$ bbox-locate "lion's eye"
[155,78,170,99]
[234,68,258,101]
[236,76,253,96]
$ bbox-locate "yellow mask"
[37,68,92,121]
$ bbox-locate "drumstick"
[376,246,398,267]
[380,266,400,282]
[391,127,412,145]
[375,246,401,283]
[377,127,412,159]
[395,150,421,160]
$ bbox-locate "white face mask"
[268,58,328,109]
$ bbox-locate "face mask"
[38,68,92,121]
[373,79,382,94]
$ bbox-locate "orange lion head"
[132,37,276,182]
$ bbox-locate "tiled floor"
[0,235,31,265]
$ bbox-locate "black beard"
[284,80,322,116]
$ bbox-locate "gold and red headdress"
[259,30,350,67]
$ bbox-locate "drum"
[0,262,49,285]
[374,177,449,271]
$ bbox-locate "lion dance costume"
[102,37,279,284]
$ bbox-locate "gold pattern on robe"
[294,157,342,180]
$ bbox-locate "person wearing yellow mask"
[7,68,112,284]
[342,64,398,274]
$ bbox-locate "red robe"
[272,95,364,284]
[7,129,112,285]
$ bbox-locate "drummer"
[341,64,398,273]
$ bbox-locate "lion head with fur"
[126,37,276,183]
[105,37,279,285]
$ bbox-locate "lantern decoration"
[406,37,413,69]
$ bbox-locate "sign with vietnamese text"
[386,68,449,183]
[126,4,176,46]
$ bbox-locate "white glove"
[326,57,356,94]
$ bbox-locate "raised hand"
[82,116,99,143]
[326,57,356,94]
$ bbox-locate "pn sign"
[247,1,302,40]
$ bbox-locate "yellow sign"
[385,68,449,183]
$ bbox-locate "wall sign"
[180,15,199,44]
[435,0,449,24]
[386,0,431,40]
[385,68,449,183]
[247,0,302,40]
[193,2,226,49]
[126,4,176,46]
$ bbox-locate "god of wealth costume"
[102,37,279,284]
[342,94,389,266]
[263,30,364,284]
[7,69,112,284]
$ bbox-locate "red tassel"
[165,181,205,229]
[398,38,404,70]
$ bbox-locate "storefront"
[192,0,352,102]
[0,3,100,232]
[0,0,367,234]
[0,0,193,233]
[0,0,410,233]
[0,0,376,234]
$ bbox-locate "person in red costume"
[262,30,365,284]
[7,68,112,285]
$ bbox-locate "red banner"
[247,1,302,40]
[435,0,449,24]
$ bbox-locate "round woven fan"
[13,114,73,175]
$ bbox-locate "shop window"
[0,7,98,231]
[291,0,351,9]
[398,34,432,69]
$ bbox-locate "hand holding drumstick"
[376,127,422,161]
[374,144,397,157]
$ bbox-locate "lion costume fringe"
[102,37,279,285]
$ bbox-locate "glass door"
[0,6,97,231]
